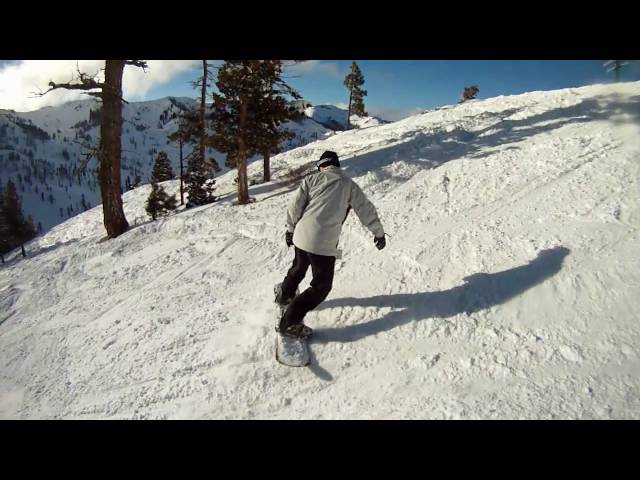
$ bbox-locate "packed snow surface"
[1,82,639,419]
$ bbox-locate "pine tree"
[151,151,174,183]
[251,61,302,183]
[460,86,480,103]
[1,180,36,258]
[145,181,178,220]
[145,183,162,220]
[38,60,148,239]
[185,151,213,207]
[344,61,368,128]
[190,62,220,178]
[203,178,216,200]
[211,60,296,204]
[0,186,8,264]
[211,61,254,204]
[604,60,629,82]
[24,216,36,246]
[168,110,200,205]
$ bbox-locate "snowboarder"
[275,150,386,340]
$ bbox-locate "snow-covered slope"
[305,104,386,130]
[0,97,334,233]
[1,82,639,419]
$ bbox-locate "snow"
[1,82,639,419]
[304,104,385,130]
[305,105,348,129]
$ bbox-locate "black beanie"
[317,150,340,169]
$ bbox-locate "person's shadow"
[310,246,570,344]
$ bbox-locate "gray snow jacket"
[286,166,384,257]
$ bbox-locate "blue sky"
[2,60,638,117]
[145,60,640,121]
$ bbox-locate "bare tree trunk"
[99,60,129,238]
[263,150,271,183]
[237,100,250,205]
[346,87,353,131]
[179,139,184,205]
[200,60,207,169]
[20,244,25,257]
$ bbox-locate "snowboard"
[274,284,309,367]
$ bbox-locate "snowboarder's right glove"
[285,231,293,247]
[374,235,386,250]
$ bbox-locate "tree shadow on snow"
[201,93,640,206]
[1,238,79,267]
[310,246,570,344]
[338,94,640,177]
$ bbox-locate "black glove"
[374,235,386,250]
[285,231,293,247]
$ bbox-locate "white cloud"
[0,60,199,112]
[123,60,199,99]
[286,60,343,79]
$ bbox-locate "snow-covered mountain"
[1,82,639,419]
[304,104,387,130]
[0,97,351,233]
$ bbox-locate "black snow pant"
[279,247,336,330]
